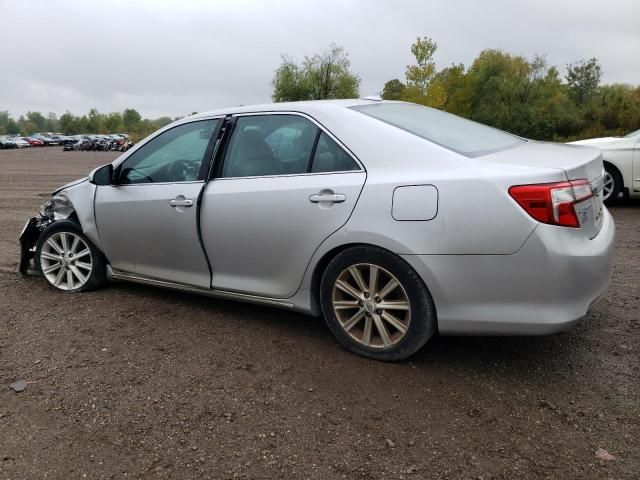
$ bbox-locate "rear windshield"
[352,103,525,157]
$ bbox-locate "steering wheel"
[167,159,194,182]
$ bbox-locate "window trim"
[212,111,365,180]
[112,117,224,186]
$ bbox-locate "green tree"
[26,111,46,132]
[0,111,9,134]
[405,36,438,96]
[104,112,124,133]
[6,117,20,135]
[566,58,602,104]
[272,44,360,101]
[122,108,142,131]
[59,111,77,134]
[86,108,104,133]
[381,79,406,100]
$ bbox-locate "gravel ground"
[0,147,638,479]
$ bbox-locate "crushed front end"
[19,194,75,275]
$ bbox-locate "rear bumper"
[402,209,616,335]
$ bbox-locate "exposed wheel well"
[309,243,435,318]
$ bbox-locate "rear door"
[200,113,366,298]
[95,118,220,287]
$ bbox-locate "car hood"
[569,137,621,146]
[52,177,88,195]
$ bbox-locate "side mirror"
[89,164,114,186]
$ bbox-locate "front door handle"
[169,198,193,207]
[309,193,346,204]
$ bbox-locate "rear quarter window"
[352,103,525,157]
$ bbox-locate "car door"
[95,118,220,287]
[200,113,366,298]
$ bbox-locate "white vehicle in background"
[571,129,640,203]
[10,137,31,148]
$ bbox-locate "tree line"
[272,39,639,141]
[0,108,177,142]
[3,38,638,143]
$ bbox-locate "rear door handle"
[169,198,193,207]
[309,193,346,204]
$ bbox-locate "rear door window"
[310,132,360,173]
[221,115,318,178]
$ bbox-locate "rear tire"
[320,246,436,361]
[36,221,106,292]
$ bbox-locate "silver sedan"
[19,100,615,361]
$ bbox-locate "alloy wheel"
[40,232,93,291]
[332,263,411,348]
[602,171,615,201]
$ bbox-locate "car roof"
[189,98,381,120]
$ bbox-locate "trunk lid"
[482,141,605,238]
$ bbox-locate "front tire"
[602,164,623,205]
[320,246,437,361]
[36,221,106,292]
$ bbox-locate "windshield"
[624,128,640,138]
[352,102,525,157]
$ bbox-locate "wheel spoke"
[368,265,379,295]
[43,262,62,274]
[53,267,65,286]
[70,265,88,284]
[335,279,363,300]
[46,237,64,255]
[341,309,365,332]
[334,300,360,310]
[378,300,410,311]
[372,314,392,347]
[381,311,408,334]
[40,251,62,262]
[361,316,373,345]
[74,249,91,260]
[377,278,399,299]
[74,260,92,271]
[66,269,74,289]
[60,233,69,254]
[70,235,80,254]
[348,266,368,294]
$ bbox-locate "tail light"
[509,179,593,228]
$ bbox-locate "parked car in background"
[50,135,75,146]
[19,100,615,361]
[25,137,45,147]
[31,134,59,146]
[0,136,17,149]
[10,137,31,148]
[570,129,640,203]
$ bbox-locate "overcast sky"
[1,0,638,119]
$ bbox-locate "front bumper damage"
[18,215,52,275]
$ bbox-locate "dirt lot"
[0,147,638,479]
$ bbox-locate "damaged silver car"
[20,100,615,361]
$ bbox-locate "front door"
[200,113,366,298]
[95,118,220,287]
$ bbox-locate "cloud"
[0,0,638,118]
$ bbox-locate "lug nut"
[374,296,381,303]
